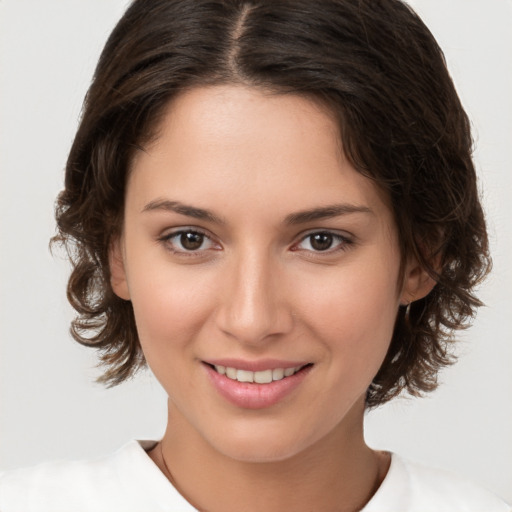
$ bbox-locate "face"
[111,85,419,462]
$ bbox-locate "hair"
[53,0,491,408]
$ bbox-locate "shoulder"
[0,457,105,511]
[364,453,511,512]
[0,440,189,512]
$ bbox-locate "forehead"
[128,85,392,225]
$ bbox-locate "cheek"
[297,257,399,363]
[127,266,221,399]
[127,262,217,357]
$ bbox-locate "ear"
[400,257,438,306]
[109,237,130,300]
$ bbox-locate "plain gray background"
[1,0,511,503]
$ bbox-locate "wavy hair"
[52,0,491,407]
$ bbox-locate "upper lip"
[203,358,311,372]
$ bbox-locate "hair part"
[53,0,491,407]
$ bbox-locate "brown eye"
[309,233,333,251]
[293,231,352,254]
[180,231,205,250]
[161,229,217,254]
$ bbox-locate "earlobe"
[400,260,438,306]
[109,238,130,300]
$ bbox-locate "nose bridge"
[216,245,291,344]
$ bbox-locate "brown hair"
[53,0,491,408]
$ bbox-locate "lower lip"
[204,364,312,410]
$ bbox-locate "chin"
[205,421,320,464]
[219,440,303,464]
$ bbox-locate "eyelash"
[158,228,353,257]
[292,231,353,254]
[159,228,218,257]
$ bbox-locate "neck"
[149,398,389,512]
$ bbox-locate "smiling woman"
[0,0,510,511]
[110,86,410,476]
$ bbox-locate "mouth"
[202,361,314,409]
[205,363,312,384]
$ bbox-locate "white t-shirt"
[0,440,509,512]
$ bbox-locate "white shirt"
[0,440,509,511]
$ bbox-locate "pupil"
[311,233,333,251]
[181,232,203,250]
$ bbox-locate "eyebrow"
[284,204,373,224]
[143,199,373,226]
[142,199,225,224]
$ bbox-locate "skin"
[110,85,434,511]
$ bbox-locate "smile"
[204,361,313,409]
[213,365,304,384]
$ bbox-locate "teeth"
[237,369,254,383]
[214,365,303,383]
[254,369,272,384]
[226,367,237,379]
[272,368,284,381]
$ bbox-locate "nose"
[214,250,294,345]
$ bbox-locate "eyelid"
[158,226,221,255]
[160,225,210,237]
[291,229,354,253]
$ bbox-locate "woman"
[0,0,509,510]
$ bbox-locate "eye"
[160,229,218,254]
[294,231,352,253]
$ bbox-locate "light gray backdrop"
[1,0,511,502]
